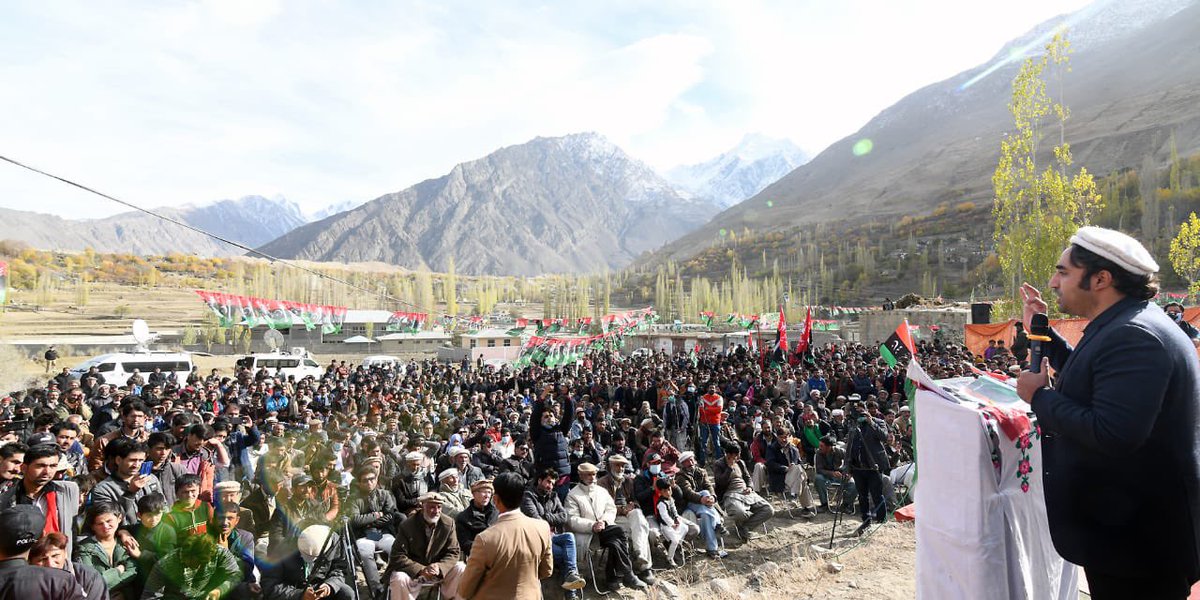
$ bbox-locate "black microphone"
[1027,314,1052,374]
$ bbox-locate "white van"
[235,351,325,380]
[70,352,195,386]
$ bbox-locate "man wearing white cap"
[262,524,354,600]
[1017,226,1200,599]
[437,469,471,518]
[386,493,466,600]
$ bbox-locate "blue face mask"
[1169,311,1184,322]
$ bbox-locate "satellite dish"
[131,319,152,352]
[264,329,285,352]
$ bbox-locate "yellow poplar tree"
[1169,212,1200,299]
[992,31,1103,304]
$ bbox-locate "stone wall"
[858,308,970,346]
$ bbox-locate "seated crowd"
[0,336,987,599]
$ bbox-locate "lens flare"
[719,229,727,237]
[766,200,774,208]
[852,139,874,157]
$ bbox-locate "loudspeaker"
[970,303,991,325]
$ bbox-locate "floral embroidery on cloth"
[1015,425,1042,493]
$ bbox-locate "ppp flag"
[794,307,813,355]
[769,307,787,369]
[880,319,916,367]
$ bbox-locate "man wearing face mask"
[1164,302,1200,348]
[530,388,573,500]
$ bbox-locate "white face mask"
[648,464,661,476]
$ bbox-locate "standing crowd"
[0,334,997,599]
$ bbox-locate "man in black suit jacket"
[1017,227,1200,600]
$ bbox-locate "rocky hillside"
[258,133,720,275]
[642,0,1200,267]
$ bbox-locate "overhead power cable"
[0,154,439,314]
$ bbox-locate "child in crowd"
[77,502,139,600]
[130,492,177,588]
[654,478,689,567]
[164,474,212,536]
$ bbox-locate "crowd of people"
[0,332,1008,600]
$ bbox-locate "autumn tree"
[992,32,1103,305]
[1169,212,1200,300]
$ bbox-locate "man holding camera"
[844,403,889,536]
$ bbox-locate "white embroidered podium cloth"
[913,371,1077,600]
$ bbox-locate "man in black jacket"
[845,403,889,535]
[0,505,82,600]
[348,465,399,598]
[262,524,354,600]
[498,442,534,480]
[520,468,587,594]
[454,479,497,556]
[392,451,430,517]
[530,391,573,500]
[1016,228,1200,599]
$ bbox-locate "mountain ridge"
[0,195,307,256]
[640,0,1200,267]
[257,132,721,275]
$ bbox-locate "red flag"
[794,308,812,354]
[777,307,788,351]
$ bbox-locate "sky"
[0,0,1094,219]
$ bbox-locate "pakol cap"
[1071,226,1158,276]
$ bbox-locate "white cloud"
[0,0,1092,219]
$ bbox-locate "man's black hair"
[493,472,526,510]
[24,443,60,465]
[121,401,149,416]
[50,421,80,436]
[136,492,167,515]
[1068,244,1159,300]
[0,442,28,460]
[147,431,176,448]
[175,474,201,492]
[536,467,559,482]
[104,437,148,460]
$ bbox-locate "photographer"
[845,402,889,536]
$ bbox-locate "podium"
[912,370,1078,599]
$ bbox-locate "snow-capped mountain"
[258,132,721,275]
[666,133,809,208]
[307,199,367,222]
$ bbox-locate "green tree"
[992,32,1103,306]
[1169,212,1200,299]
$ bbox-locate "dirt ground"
[654,510,917,600]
